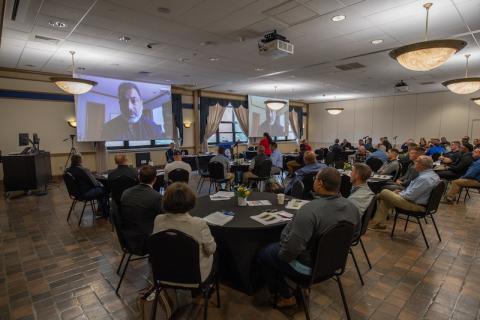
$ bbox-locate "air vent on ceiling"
[420,81,435,85]
[334,62,366,71]
[34,35,60,45]
[138,71,151,75]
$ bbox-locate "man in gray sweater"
[257,168,360,308]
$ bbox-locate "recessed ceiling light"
[25,64,36,67]
[209,57,220,61]
[371,39,384,45]
[165,80,171,82]
[118,36,130,42]
[255,67,264,71]
[200,41,215,46]
[77,67,86,71]
[178,58,189,63]
[331,15,346,22]
[48,20,67,28]
[157,7,171,14]
[138,71,150,75]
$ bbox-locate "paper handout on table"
[251,211,292,225]
[246,200,272,206]
[203,211,234,226]
[285,199,310,210]
[209,191,235,201]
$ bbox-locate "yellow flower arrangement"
[236,185,252,198]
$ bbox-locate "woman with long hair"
[259,132,273,156]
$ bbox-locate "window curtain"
[233,104,249,138]
[289,106,303,140]
[95,141,107,173]
[171,94,184,146]
[201,103,226,152]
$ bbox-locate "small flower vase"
[238,196,247,206]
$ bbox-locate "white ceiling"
[1,0,479,102]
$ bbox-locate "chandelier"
[50,51,97,95]
[265,86,287,111]
[471,98,480,106]
[389,3,466,71]
[326,107,344,115]
[442,54,480,95]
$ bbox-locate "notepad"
[285,199,310,210]
[209,191,235,201]
[251,211,291,225]
[203,211,234,226]
[246,200,272,206]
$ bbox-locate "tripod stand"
[64,135,77,170]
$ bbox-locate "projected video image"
[75,75,173,142]
[248,95,289,137]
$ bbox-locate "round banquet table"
[190,192,295,294]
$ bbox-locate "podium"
[2,152,52,192]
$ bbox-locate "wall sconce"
[67,120,77,128]
[183,121,192,128]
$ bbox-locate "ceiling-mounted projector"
[394,80,409,93]
[258,30,294,58]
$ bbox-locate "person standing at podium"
[67,154,109,218]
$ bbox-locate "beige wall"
[308,91,480,149]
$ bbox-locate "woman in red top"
[259,132,273,156]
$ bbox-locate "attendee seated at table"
[377,148,400,176]
[120,165,163,254]
[371,156,439,230]
[358,139,365,147]
[437,143,473,180]
[419,137,427,149]
[381,137,392,151]
[210,146,235,186]
[341,139,353,150]
[153,182,216,281]
[444,148,480,203]
[329,138,343,155]
[383,146,425,191]
[365,137,374,152]
[286,144,308,177]
[165,142,175,163]
[299,139,312,152]
[257,168,360,307]
[270,142,283,175]
[348,163,375,216]
[474,138,480,149]
[426,138,445,156]
[366,144,388,163]
[259,132,273,156]
[400,139,415,153]
[243,145,269,183]
[354,145,369,163]
[440,136,450,149]
[108,154,137,183]
[164,150,192,180]
[67,154,109,217]
[439,141,462,165]
[285,151,326,194]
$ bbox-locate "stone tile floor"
[1,179,479,319]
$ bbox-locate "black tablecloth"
[190,192,295,294]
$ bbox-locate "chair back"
[256,159,272,178]
[197,155,214,173]
[425,181,446,214]
[366,157,384,172]
[310,221,355,284]
[358,197,376,239]
[208,161,225,180]
[110,175,137,206]
[431,153,441,162]
[314,149,325,161]
[111,204,133,253]
[393,162,403,181]
[63,172,81,199]
[168,168,190,184]
[245,150,257,160]
[147,230,202,286]
[325,152,335,166]
[301,173,316,199]
[339,174,352,198]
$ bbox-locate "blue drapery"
[171,94,183,145]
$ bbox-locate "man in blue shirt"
[426,138,445,156]
[366,144,388,163]
[371,155,440,230]
[445,148,480,203]
[285,151,326,194]
[270,142,283,175]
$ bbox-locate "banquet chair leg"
[416,217,429,249]
[456,188,463,204]
[464,188,470,202]
[90,201,96,224]
[337,276,351,320]
[116,253,131,295]
[391,212,399,239]
[359,238,372,269]
[424,217,428,224]
[67,199,76,222]
[215,276,221,307]
[349,248,364,286]
[203,290,209,320]
[430,215,442,242]
[116,252,126,275]
[298,287,311,320]
[404,215,409,231]
[78,201,87,226]
[150,286,160,320]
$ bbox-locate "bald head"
[114,154,129,166]
[303,151,316,165]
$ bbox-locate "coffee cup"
[277,193,285,205]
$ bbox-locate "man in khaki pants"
[370,156,440,230]
[445,148,480,203]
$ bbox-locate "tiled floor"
[1,178,480,320]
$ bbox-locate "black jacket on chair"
[120,184,163,255]
[67,165,101,195]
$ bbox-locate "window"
[208,107,248,144]
[106,139,174,150]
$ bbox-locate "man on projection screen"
[102,82,165,140]
[257,108,286,137]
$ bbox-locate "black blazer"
[108,165,137,183]
[120,184,163,254]
[67,165,100,195]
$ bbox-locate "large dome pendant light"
[265,86,287,111]
[442,54,480,94]
[50,51,97,95]
[389,3,466,72]
[471,98,480,106]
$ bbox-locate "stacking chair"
[147,230,220,320]
[366,157,384,172]
[349,198,376,286]
[391,181,446,249]
[110,175,137,207]
[290,173,316,200]
[208,161,229,193]
[63,172,97,226]
[247,160,272,192]
[196,156,212,192]
[286,221,355,320]
[168,168,190,184]
[456,185,480,204]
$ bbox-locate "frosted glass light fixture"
[51,51,97,95]
[265,86,287,111]
[442,54,480,95]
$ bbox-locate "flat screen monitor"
[135,152,151,167]
[248,95,290,137]
[19,133,29,146]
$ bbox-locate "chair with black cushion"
[366,157,384,172]
[247,159,272,192]
[197,156,213,192]
[245,150,257,160]
[287,221,355,320]
[181,149,189,155]
[111,204,148,295]
[290,173,316,200]
[349,198,376,286]
[208,161,228,193]
[314,149,325,162]
[431,153,441,162]
[168,168,190,184]
[392,162,403,181]
[391,181,446,249]
[63,172,97,226]
[456,185,480,204]
[110,175,137,207]
[147,230,220,320]
[339,174,352,198]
